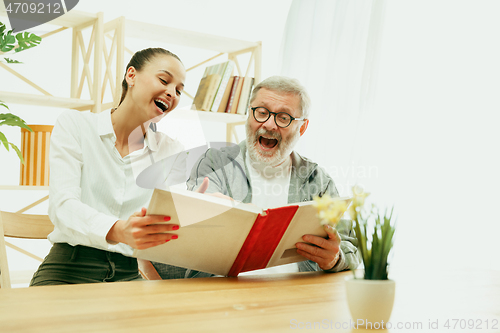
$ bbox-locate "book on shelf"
[132,187,351,276]
[225,76,241,113]
[192,61,234,112]
[228,76,245,114]
[236,77,254,115]
[209,61,235,112]
[217,76,235,113]
[192,74,221,111]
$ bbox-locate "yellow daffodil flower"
[313,193,334,211]
[313,194,348,227]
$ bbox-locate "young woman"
[30,48,191,285]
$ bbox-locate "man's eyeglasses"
[250,107,305,128]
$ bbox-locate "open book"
[133,188,350,276]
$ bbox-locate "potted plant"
[0,21,42,163]
[314,186,396,328]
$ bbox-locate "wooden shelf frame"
[0,186,49,212]
[0,7,261,137]
[70,12,104,113]
[102,17,261,142]
[102,17,262,108]
[0,91,94,110]
[0,8,104,112]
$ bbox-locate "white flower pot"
[345,277,396,329]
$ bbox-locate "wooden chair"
[138,259,162,280]
[0,211,54,288]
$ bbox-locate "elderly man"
[148,76,360,279]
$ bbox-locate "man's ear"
[299,119,309,136]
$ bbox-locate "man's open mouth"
[154,99,169,113]
[259,136,278,149]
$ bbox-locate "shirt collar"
[144,126,158,151]
[98,109,159,151]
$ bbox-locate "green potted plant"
[0,21,42,163]
[313,186,397,328]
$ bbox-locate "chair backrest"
[0,211,54,288]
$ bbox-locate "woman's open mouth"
[154,99,169,113]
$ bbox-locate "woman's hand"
[106,207,179,250]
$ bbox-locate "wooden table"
[0,269,499,332]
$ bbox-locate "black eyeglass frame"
[250,107,306,128]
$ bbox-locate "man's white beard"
[246,122,300,167]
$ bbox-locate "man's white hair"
[249,76,311,119]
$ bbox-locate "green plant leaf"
[0,113,33,131]
[0,22,6,35]
[349,191,396,280]
[0,29,16,52]
[0,131,25,163]
[0,113,21,120]
[4,57,22,64]
[9,142,24,164]
[0,119,33,131]
[15,32,42,52]
[371,220,382,279]
[0,113,22,121]
[0,101,9,110]
[353,219,368,275]
[0,131,9,150]
[378,207,395,279]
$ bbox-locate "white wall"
[339,0,500,271]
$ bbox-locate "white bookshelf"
[0,91,94,110]
[1,7,260,141]
[104,17,260,142]
[125,19,259,54]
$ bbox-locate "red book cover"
[228,206,298,276]
[225,76,241,113]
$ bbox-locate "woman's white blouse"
[47,109,187,256]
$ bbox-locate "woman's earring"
[129,83,134,88]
